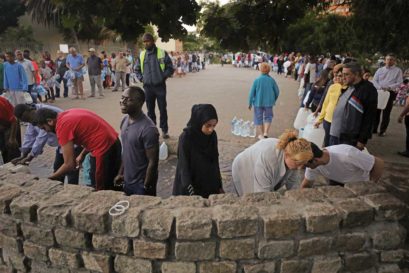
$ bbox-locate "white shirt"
[232,138,298,195]
[19,59,35,85]
[305,145,375,183]
[373,65,403,90]
[305,63,317,83]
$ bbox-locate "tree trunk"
[71,28,80,52]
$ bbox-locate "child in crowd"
[39,60,55,102]
[396,79,409,106]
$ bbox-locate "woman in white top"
[302,144,384,188]
[232,130,317,195]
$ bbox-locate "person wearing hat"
[232,129,314,196]
[86,48,104,98]
[301,144,384,188]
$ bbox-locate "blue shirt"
[248,74,280,107]
[21,104,63,157]
[3,62,28,91]
[66,54,85,78]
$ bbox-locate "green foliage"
[181,33,220,52]
[350,0,409,58]
[200,0,318,51]
[0,0,26,35]
[24,0,200,45]
[0,26,43,50]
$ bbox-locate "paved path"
[28,64,409,198]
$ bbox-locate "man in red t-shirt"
[0,97,20,162]
[34,108,121,190]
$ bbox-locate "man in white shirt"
[372,54,403,136]
[15,50,35,99]
[301,144,384,188]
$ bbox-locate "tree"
[0,0,26,35]
[200,0,319,51]
[24,0,200,50]
[350,0,409,58]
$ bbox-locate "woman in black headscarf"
[173,104,224,198]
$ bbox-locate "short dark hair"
[6,51,15,58]
[128,86,145,103]
[386,53,395,59]
[142,33,154,41]
[34,108,58,125]
[14,104,34,119]
[343,62,362,75]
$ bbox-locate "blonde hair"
[259,62,271,74]
[277,129,313,164]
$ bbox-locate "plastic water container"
[302,124,325,147]
[231,116,237,134]
[306,113,317,125]
[249,122,256,138]
[299,128,305,138]
[377,90,390,110]
[241,121,250,137]
[293,108,312,130]
[234,119,243,136]
[159,142,168,160]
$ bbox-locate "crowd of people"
[1,35,408,198]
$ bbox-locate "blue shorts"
[254,107,273,125]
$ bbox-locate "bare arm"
[49,141,76,180]
[301,178,314,189]
[370,156,384,182]
[144,144,159,190]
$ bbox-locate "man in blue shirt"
[13,104,80,184]
[3,51,28,106]
[66,47,85,99]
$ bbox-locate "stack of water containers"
[231,117,256,138]
[293,108,325,147]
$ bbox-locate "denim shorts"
[254,107,273,125]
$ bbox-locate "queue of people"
[2,45,406,199]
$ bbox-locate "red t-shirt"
[56,109,118,157]
[0,97,16,125]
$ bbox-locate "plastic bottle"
[231,116,237,134]
[241,121,250,137]
[234,119,243,136]
[249,122,256,138]
[159,142,168,160]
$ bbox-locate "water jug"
[159,142,168,160]
[249,122,256,138]
[302,124,325,147]
[377,89,390,110]
[231,116,237,134]
[293,108,311,130]
[241,121,250,137]
[234,119,243,136]
[306,113,317,125]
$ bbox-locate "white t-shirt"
[19,59,35,85]
[305,145,375,183]
[305,62,317,83]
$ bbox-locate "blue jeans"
[253,107,273,125]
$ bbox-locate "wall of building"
[0,166,407,273]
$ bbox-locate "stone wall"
[0,167,408,273]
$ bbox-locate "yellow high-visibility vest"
[140,48,165,73]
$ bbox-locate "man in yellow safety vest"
[135,33,174,139]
